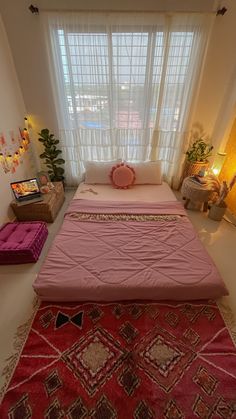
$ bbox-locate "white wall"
[0,0,235,158]
[191,0,236,153]
[0,15,35,224]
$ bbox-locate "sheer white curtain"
[42,12,213,185]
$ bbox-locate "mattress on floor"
[33,190,228,302]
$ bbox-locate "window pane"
[57,28,194,133]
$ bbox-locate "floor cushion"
[0,222,48,264]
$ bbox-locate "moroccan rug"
[0,300,236,418]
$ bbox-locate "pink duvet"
[33,200,228,301]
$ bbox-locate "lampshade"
[211,152,227,176]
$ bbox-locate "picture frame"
[37,171,50,187]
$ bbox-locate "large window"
[45,13,211,184]
[57,29,193,133]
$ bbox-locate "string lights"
[0,117,30,173]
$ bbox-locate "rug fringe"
[0,296,40,403]
[217,298,236,347]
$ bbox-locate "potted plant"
[184,138,214,178]
[38,129,65,183]
[208,173,236,221]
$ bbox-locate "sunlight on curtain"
[42,12,213,185]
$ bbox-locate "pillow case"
[84,160,121,184]
[110,163,135,189]
[124,161,162,184]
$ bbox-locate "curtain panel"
[42,12,213,186]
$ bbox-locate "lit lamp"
[211,152,227,176]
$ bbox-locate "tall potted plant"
[184,138,213,178]
[38,129,65,183]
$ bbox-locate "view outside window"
[57,29,193,136]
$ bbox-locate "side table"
[181,177,214,211]
[11,182,65,222]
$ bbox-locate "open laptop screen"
[11,178,41,201]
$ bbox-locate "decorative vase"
[208,203,227,221]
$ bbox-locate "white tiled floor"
[0,189,235,391]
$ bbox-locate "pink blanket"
[33,200,228,301]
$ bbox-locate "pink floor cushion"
[0,222,48,264]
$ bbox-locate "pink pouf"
[0,222,48,264]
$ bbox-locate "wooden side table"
[11,182,65,222]
[181,177,214,211]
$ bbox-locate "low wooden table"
[11,182,65,223]
[181,177,214,211]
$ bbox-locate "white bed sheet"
[73,182,176,202]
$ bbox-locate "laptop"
[11,178,43,205]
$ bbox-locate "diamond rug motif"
[0,301,236,418]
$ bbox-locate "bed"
[33,180,228,302]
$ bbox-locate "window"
[45,12,211,184]
[56,28,192,134]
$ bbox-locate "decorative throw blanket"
[33,200,228,301]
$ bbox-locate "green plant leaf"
[53,159,65,165]
[54,167,64,175]
[38,128,65,178]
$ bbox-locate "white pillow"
[125,161,162,184]
[84,160,121,184]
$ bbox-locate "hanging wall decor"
[0,117,31,174]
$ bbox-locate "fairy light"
[0,117,31,173]
[23,128,30,142]
[24,117,29,130]
[19,146,25,155]
[6,154,12,163]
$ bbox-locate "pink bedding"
[33,200,228,301]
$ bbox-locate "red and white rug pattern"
[0,300,236,418]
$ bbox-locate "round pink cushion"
[110,164,135,189]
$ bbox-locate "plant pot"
[184,160,209,178]
[208,203,227,221]
[183,160,209,178]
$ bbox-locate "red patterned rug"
[0,300,236,418]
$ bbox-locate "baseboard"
[224,208,236,225]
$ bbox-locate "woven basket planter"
[208,203,227,221]
[183,160,209,178]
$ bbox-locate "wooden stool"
[181,177,214,211]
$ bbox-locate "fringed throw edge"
[217,298,236,348]
[68,212,180,222]
[0,296,40,403]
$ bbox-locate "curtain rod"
[28,5,227,16]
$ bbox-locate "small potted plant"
[184,138,214,178]
[208,173,236,221]
[38,129,65,183]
